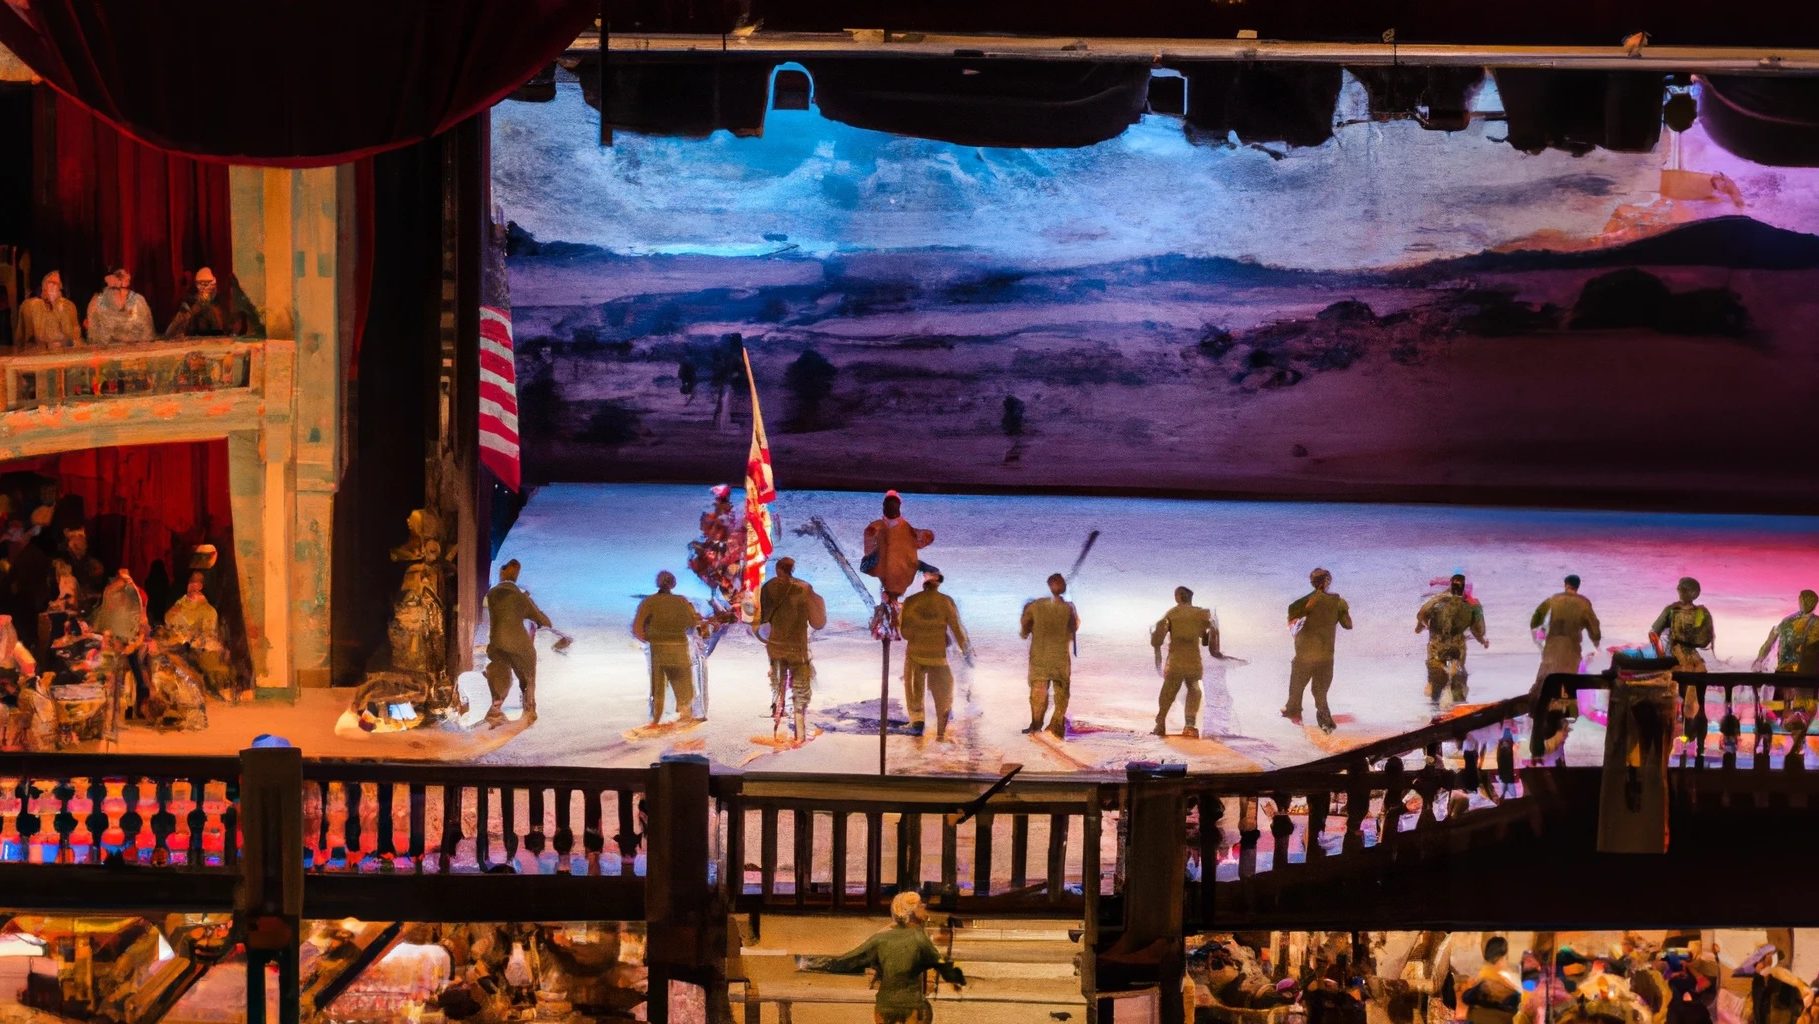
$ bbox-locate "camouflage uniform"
[1766,612,1819,673]
[1417,592,1486,703]
[1650,601,1714,673]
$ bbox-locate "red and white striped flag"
[740,345,775,612]
[478,306,522,492]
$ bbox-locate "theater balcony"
[0,338,286,459]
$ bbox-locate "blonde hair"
[890,891,923,925]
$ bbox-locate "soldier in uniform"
[1755,590,1819,674]
[1151,586,1214,738]
[1650,577,1715,673]
[898,572,970,741]
[483,560,553,726]
[1650,576,1716,732]
[1284,568,1353,732]
[1530,574,1602,694]
[817,891,966,1024]
[631,571,704,728]
[1416,573,1489,706]
[1020,573,1079,739]
[758,557,827,746]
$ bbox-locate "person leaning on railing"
[85,266,156,346]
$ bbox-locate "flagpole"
[880,634,890,776]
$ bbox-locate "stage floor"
[427,483,1819,775]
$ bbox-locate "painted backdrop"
[493,73,1819,511]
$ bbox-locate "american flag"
[478,306,522,491]
[740,345,775,611]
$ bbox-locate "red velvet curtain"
[0,0,596,167]
[36,92,233,327]
[1,440,233,583]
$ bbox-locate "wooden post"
[647,755,712,1024]
[1120,763,1187,1024]
[238,745,303,1024]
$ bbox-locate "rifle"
[944,765,1023,828]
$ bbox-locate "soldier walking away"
[1152,586,1214,738]
[757,557,828,746]
[1530,574,1602,695]
[1754,590,1819,750]
[1283,567,1352,733]
[1020,572,1079,739]
[815,892,966,1024]
[1756,590,1819,674]
[861,490,937,638]
[899,572,971,741]
[1651,576,1715,731]
[483,559,553,726]
[1651,577,1715,673]
[631,571,705,728]
[1416,573,1489,707]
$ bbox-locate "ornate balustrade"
[297,761,648,876]
[0,339,260,413]
[712,771,1111,921]
[5,676,1819,927]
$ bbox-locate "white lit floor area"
[435,483,1819,774]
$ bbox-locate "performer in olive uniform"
[898,572,971,740]
[1152,586,1214,738]
[1756,590,1819,673]
[818,891,966,1024]
[757,557,827,746]
[1650,576,1716,729]
[1415,573,1488,706]
[483,560,553,726]
[631,571,704,727]
[1020,573,1079,739]
[1283,568,1352,732]
[1530,574,1601,694]
[1650,577,1715,673]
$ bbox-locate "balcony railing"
[1,674,1817,925]
[1,339,260,412]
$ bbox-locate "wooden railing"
[6,671,1819,924]
[0,753,242,868]
[712,771,1111,921]
[1534,670,1819,769]
[1,339,260,412]
[297,762,648,876]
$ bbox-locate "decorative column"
[228,166,352,690]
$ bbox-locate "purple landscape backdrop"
[494,75,1819,510]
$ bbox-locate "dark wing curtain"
[36,92,232,327]
[0,1,597,167]
[2,440,232,584]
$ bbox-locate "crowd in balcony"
[0,477,245,747]
[2,259,262,354]
[1192,931,1810,1024]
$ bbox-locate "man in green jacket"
[819,891,966,1023]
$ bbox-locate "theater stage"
[425,483,1819,775]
